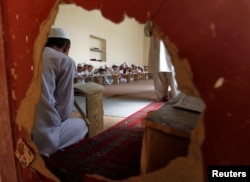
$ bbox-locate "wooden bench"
[74,82,104,137]
[140,94,200,174]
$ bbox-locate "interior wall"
[54,4,148,68]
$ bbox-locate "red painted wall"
[1,0,250,181]
[1,1,57,181]
[148,0,250,169]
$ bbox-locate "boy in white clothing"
[33,28,88,156]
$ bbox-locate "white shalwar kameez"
[145,23,179,100]
[33,47,88,156]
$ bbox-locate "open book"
[174,93,206,113]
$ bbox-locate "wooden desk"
[112,75,119,84]
[125,74,131,82]
[74,82,104,137]
[133,73,139,81]
[140,73,146,80]
[93,75,103,85]
[140,94,200,174]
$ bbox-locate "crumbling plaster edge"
[15,0,63,181]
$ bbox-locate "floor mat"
[47,101,164,181]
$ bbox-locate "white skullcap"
[48,28,70,39]
[77,63,83,67]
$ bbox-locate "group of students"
[75,62,148,85]
[75,63,95,83]
[33,21,180,157]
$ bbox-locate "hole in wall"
[32,2,205,181]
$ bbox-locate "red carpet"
[46,101,164,182]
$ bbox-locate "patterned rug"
[46,101,164,182]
